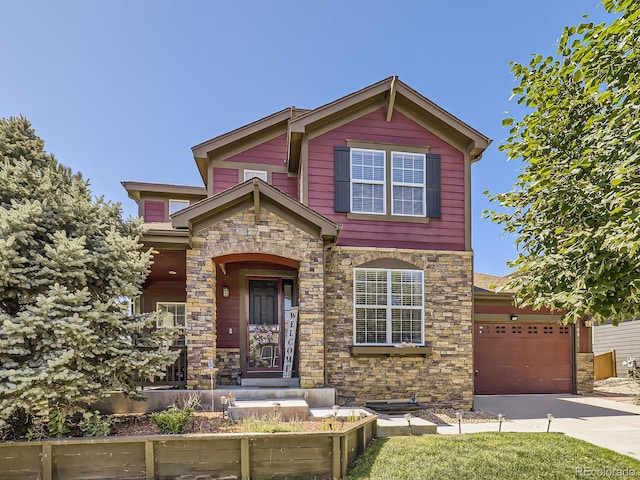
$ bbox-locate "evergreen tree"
[0,116,176,431]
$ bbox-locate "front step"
[376,415,437,437]
[241,377,300,388]
[228,399,309,421]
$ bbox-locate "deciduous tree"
[486,0,640,325]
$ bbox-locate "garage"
[474,321,574,394]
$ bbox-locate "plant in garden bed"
[150,393,200,435]
[238,412,303,433]
[79,411,112,437]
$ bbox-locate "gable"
[171,178,338,243]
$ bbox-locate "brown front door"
[246,279,282,372]
[474,322,573,394]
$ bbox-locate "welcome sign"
[282,307,298,379]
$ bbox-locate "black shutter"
[425,154,441,218]
[334,146,350,212]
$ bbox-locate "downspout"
[323,224,342,252]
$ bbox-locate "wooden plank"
[144,441,154,480]
[332,436,341,480]
[251,435,330,449]
[386,76,398,122]
[42,444,52,480]
[156,438,241,479]
[251,443,331,462]
[346,430,358,463]
[241,437,250,480]
[0,444,43,480]
[253,181,260,224]
[158,463,239,479]
[340,435,348,478]
[358,424,366,455]
[53,442,145,480]
[250,458,331,478]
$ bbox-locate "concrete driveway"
[438,395,640,459]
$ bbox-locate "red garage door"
[474,323,573,394]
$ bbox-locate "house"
[473,274,593,395]
[122,77,592,409]
[593,319,640,377]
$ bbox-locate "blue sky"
[0,1,613,276]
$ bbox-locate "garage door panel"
[474,322,573,394]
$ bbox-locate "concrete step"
[376,415,437,437]
[228,399,309,421]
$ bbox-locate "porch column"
[185,247,217,389]
[297,250,325,388]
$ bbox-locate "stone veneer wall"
[576,353,594,394]
[216,348,241,385]
[185,243,216,389]
[185,206,325,389]
[324,247,474,409]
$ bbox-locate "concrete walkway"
[437,395,640,459]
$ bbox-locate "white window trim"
[350,148,386,215]
[156,302,187,328]
[353,268,425,346]
[244,169,268,182]
[169,199,190,215]
[390,151,426,217]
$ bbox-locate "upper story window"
[169,199,190,215]
[391,152,426,216]
[244,169,268,182]
[351,148,386,214]
[335,143,440,221]
[353,268,424,346]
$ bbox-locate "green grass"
[346,433,640,480]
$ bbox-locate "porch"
[95,386,336,413]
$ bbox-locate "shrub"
[47,404,69,438]
[151,407,194,434]
[80,411,112,437]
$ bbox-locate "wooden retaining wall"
[0,415,376,480]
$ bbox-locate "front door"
[247,279,281,371]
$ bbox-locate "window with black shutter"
[333,143,440,220]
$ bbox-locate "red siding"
[307,107,466,250]
[272,172,297,198]
[213,167,239,194]
[143,200,165,222]
[212,134,297,197]
[217,264,240,348]
[142,281,185,313]
[227,134,288,166]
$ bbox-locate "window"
[334,145,440,219]
[354,268,424,345]
[169,199,190,215]
[244,169,268,182]
[156,302,186,346]
[350,148,386,214]
[391,152,425,216]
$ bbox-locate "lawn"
[346,433,640,480]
